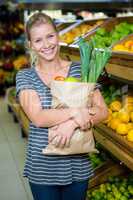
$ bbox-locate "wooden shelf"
[89,159,127,189]
[105,63,133,83]
[93,126,133,171]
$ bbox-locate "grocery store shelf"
[89,159,127,189]
[94,126,133,171]
[105,63,133,85]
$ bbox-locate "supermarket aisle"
[0,97,33,200]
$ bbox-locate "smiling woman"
[16,12,108,200]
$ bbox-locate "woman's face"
[29,22,59,62]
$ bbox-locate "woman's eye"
[48,34,55,38]
[35,39,41,43]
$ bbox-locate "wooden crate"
[19,108,29,137]
[94,126,133,171]
[89,159,127,189]
[6,87,20,119]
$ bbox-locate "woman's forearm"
[32,108,72,128]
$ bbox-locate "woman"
[16,12,108,200]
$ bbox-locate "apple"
[65,77,80,82]
[54,76,65,81]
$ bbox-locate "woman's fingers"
[65,136,71,147]
[59,136,67,148]
[51,135,62,147]
[49,132,58,142]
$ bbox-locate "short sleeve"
[16,70,34,102]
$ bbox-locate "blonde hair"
[25,12,57,65]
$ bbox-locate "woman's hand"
[71,107,93,130]
[49,119,78,148]
[90,89,109,125]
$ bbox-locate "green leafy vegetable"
[78,37,112,83]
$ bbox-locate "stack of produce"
[103,92,133,142]
[113,35,133,53]
[59,20,103,44]
[87,173,133,200]
[91,22,133,48]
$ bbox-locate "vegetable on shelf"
[78,37,111,83]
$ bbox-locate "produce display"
[59,20,104,44]
[102,84,133,142]
[87,173,133,200]
[90,21,133,48]
[113,34,133,53]
[89,143,109,169]
[0,5,27,92]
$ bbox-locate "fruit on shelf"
[91,22,133,48]
[116,123,128,135]
[118,110,130,123]
[103,93,133,141]
[60,20,103,44]
[1,41,13,55]
[127,129,133,142]
[3,59,14,71]
[87,173,133,200]
[109,100,122,112]
[130,112,133,122]
[109,118,121,130]
[113,37,133,53]
[13,55,29,70]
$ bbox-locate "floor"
[0,97,33,200]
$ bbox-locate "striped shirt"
[16,62,94,185]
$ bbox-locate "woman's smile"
[40,46,56,55]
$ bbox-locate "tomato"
[54,76,65,81]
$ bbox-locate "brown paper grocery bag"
[42,80,98,155]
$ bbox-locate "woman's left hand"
[48,119,78,148]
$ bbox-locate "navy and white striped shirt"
[16,62,94,185]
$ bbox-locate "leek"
[78,37,111,83]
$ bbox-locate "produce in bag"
[42,37,111,155]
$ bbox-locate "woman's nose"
[42,39,50,48]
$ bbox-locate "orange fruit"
[110,101,122,112]
[130,112,133,122]
[112,112,118,118]
[127,129,133,142]
[124,40,133,49]
[124,104,133,112]
[110,118,121,130]
[54,76,65,81]
[103,115,112,124]
[127,123,133,131]
[116,123,128,135]
[118,111,130,123]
